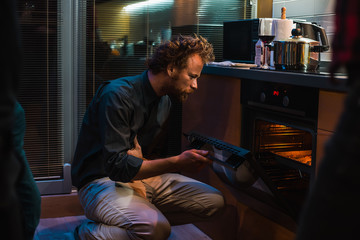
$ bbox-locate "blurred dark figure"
[1,1,41,239]
[0,0,24,239]
[13,101,41,239]
[296,0,360,239]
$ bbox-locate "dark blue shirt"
[71,71,172,189]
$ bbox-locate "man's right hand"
[174,149,212,173]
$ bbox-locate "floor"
[34,215,85,240]
[34,215,211,240]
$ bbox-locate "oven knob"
[260,92,266,102]
[283,96,290,107]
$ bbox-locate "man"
[71,35,224,240]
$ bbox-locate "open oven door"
[184,131,298,219]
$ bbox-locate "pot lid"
[274,28,318,44]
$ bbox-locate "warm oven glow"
[255,120,313,166]
[274,150,312,166]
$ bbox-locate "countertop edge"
[202,65,349,92]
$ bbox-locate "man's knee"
[204,191,225,218]
[129,218,171,240]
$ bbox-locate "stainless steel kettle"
[273,27,329,72]
[295,21,329,48]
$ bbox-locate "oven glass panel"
[255,120,313,166]
[254,119,313,216]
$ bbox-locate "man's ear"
[167,65,174,78]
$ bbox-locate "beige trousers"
[77,173,224,240]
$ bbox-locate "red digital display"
[273,90,280,96]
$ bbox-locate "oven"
[240,79,319,219]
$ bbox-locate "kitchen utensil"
[273,28,329,72]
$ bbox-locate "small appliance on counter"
[294,21,329,45]
[223,18,260,63]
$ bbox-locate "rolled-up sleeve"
[97,90,143,182]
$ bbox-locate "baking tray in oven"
[269,151,312,174]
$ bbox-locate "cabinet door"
[181,74,242,150]
[318,90,347,132]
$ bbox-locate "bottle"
[269,42,274,67]
[255,39,263,67]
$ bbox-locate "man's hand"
[132,149,211,180]
[174,149,212,172]
[127,136,143,159]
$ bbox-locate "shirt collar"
[141,70,160,105]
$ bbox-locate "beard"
[176,90,191,102]
[168,75,194,102]
[169,87,192,102]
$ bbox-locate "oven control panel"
[241,80,319,118]
[259,89,290,107]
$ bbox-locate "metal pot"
[273,27,329,72]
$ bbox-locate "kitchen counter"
[202,65,349,92]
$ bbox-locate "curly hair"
[146,34,215,74]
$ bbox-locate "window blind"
[16,0,64,180]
